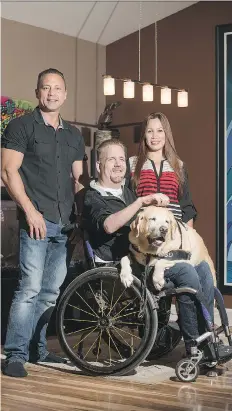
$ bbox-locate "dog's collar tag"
[162,250,191,260]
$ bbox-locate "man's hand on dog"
[139,193,170,207]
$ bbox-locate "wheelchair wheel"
[56,267,158,376]
[175,359,199,382]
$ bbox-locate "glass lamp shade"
[123,80,135,98]
[142,84,153,101]
[177,90,188,107]
[161,87,171,104]
[103,76,115,95]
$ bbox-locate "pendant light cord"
[155,21,158,84]
[138,1,142,82]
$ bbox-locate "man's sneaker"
[40,353,68,364]
[2,361,28,378]
[29,352,68,364]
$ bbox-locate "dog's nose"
[160,226,168,233]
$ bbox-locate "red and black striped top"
[129,156,182,220]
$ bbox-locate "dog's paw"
[120,270,134,288]
[152,278,165,291]
[152,269,165,291]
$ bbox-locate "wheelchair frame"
[56,225,232,381]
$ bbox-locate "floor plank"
[2,337,232,411]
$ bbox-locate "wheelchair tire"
[56,267,158,376]
[175,359,199,382]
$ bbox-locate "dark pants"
[164,261,214,347]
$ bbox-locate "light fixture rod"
[138,1,142,82]
[102,75,188,92]
[155,21,158,84]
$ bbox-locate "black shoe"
[39,353,68,364]
[2,362,28,378]
[203,343,232,363]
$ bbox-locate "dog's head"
[129,206,177,254]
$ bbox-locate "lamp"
[103,76,115,96]
[123,80,135,98]
[161,87,171,104]
[102,3,188,107]
[177,90,188,107]
[143,84,153,102]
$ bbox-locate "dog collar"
[156,250,191,261]
[130,243,191,261]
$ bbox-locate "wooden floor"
[1,344,232,411]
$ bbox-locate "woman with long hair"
[129,112,196,226]
[127,112,218,357]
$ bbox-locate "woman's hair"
[132,112,185,190]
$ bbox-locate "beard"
[110,172,124,183]
[110,175,124,183]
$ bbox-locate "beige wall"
[1,18,105,124]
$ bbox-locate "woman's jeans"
[4,218,69,364]
[164,261,214,347]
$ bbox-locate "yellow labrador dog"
[120,206,216,290]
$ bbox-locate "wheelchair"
[56,224,232,381]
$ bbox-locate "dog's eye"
[165,220,169,223]
[149,217,156,221]
[140,217,144,220]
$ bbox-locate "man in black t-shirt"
[1,68,86,377]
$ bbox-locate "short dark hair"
[97,138,127,161]
[36,68,66,90]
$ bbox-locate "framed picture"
[216,23,232,294]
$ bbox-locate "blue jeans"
[164,261,214,346]
[4,218,68,364]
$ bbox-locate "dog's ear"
[130,213,144,238]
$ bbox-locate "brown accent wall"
[106,1,232,306]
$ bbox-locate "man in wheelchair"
[82,138,232,368]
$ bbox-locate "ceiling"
[1,0,197,45]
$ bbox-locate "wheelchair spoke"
[112,309,140,321]
[107,287,128,316]
[111,297,138,320]
[109,280,116,313]
[83,331,102,360]
[95,330,103,363]
[73,326,99,349]
[110,325,131,348]
[66,325,96,337]
[100,279,104,316]
[75,291,99,318]
[112,325,140,341]
[114,321,142,326]
[64,318,98,323]
[108,329,112,366]
[106,329,123,360]
[87,282,104,314]
[67,303,97,319]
